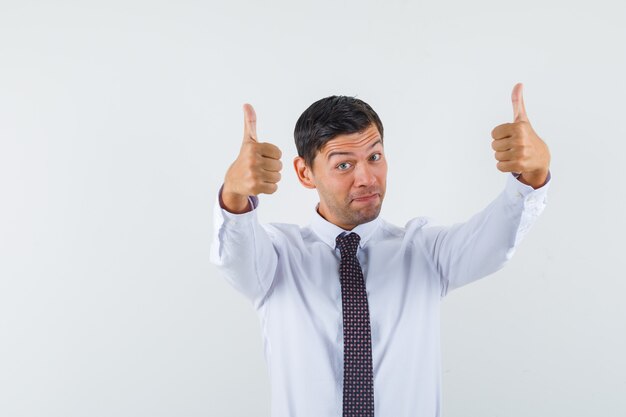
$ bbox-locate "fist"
[491,83,551,188]
[222,103,283,212]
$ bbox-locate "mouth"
[352,193,379,203]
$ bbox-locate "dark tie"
[335,232,375,417]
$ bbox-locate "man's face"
[308,123,387,230]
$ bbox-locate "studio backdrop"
[1,0,625,416]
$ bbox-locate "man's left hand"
[491,83,551,189]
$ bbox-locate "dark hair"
[294,95,384,168]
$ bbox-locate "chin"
[353,205,383,225]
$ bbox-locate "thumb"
[512,82,529,123]
[242,103,258,142]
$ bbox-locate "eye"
[337,162,351,171]
[370,153,382,161]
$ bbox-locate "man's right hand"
[221,103,283,213]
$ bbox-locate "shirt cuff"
[505,170,551,208]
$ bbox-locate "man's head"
[293,95,387,230]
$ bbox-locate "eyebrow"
[326,139,383,160]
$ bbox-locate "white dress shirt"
[209,171,551,417]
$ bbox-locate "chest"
[266,240,441,346]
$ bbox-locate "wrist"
[220,185,252,214]
[519,168,549,189]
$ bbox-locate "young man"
[210,84,551,417]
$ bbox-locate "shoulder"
[405,216,443,232]
[374,216,448,252]
[260,221,310,244]
[378,216,443,236]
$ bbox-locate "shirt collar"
[308,202,382,250]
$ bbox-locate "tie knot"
[336,232,361,259]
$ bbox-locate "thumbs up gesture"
[491,83,551,188]
[221,103,283,213]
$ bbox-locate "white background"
[1,0,625,416]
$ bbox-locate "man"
[210,83,551,417]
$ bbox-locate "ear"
[293,156,316,189]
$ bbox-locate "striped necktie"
[336,232,375,416]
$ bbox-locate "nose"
[353,162,376,187]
